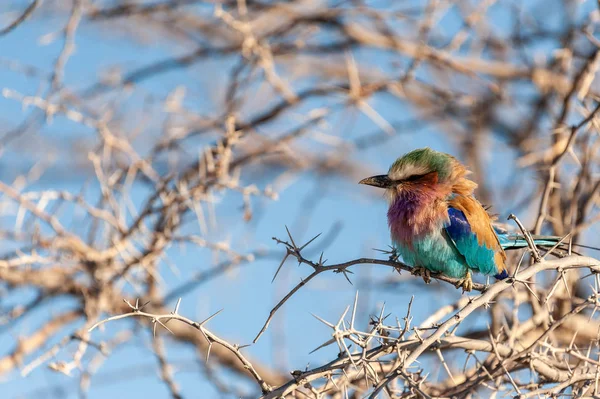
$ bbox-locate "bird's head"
[359,148,473,202]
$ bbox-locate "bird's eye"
[404,173,430,182]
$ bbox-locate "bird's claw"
[411,266,432,284]
[454,271,473,292]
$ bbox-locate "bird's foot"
[454,271,473,293]
[411,266,432,284]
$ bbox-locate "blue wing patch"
[446,208,472,237]
[445,207,504,279]
[495,269,509,279]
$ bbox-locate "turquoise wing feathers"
[445,207,508,279]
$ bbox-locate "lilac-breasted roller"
[359,147,563,292]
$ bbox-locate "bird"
[359,147,566,292]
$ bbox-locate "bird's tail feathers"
[497,232,600,253]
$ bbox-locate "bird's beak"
[358,175,393,188]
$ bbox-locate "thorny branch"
[89,300,273,393]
